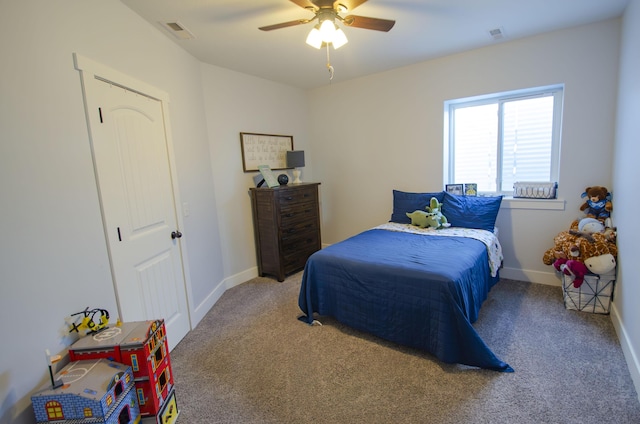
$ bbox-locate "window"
[445,85,563,195]
[45,401,64,420]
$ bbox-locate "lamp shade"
[305,27,322,49]
[332,28,348,49]
[286,150,305,168]
[319,19,336,42]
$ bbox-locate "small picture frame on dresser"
[258,165,279,188]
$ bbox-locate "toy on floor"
[68,307,110,335]
[31,358,140,423]
[68,319,177,421]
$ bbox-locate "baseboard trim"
[499,267,561,286]
[190,267,258,327]
[610,302,640,403]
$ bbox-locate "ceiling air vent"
[161,21,195,40]
[488,27,505,41]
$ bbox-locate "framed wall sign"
[240,132,294,172]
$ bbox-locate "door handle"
[171,231,183,239]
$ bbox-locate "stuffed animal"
[571,217,617,243]
[572,231,617,262]
[553,258,590,288]
[584,253,616,276]
[542,225,617,266]
[406,210,430,228]
[543,231,582,265]
[543,221,617,288]
[580,186,612,221]
[577,217,604,234]
[406,197,450,229]
[424,197,450,229]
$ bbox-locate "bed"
[298,190,513,372]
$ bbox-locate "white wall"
[185,64,310,320]
[0,1,219,422]
[200,64,310,283]
[612,0,640,396]
[308,18,621,286]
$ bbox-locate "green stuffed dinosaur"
[406,197,450,229]
[425,197,450,229]
[406,210,430,228]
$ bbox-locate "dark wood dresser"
[250,182,321,281]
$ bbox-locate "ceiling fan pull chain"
[326,44,334,81]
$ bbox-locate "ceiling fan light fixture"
[332,28,348,49]
[306,22,348,50]
[319,19,337,42]
[306,26,323,49]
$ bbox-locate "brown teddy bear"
[579,186,612,221]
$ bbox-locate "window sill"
[501,197,565,210]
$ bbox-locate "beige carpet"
[169,273,640,423]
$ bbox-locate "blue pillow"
[441,192,503,231]
[391,190,445,224]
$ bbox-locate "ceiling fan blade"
[289,0,318,10]
[259,19,311,31]
[343,15,395,32]
[336,0,368,12]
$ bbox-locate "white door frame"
[73,53,193,337]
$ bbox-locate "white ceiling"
[120,0,629,90]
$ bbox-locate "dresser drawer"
[281,203,317,226]
[281,224,318,248]
[283,240,320,273]
[278,186,317,207]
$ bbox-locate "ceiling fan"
[259,0,395,49]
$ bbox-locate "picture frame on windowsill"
[445,184,464,195]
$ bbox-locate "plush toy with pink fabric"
[553,258,590,288]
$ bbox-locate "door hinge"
[98,107,103,123]
[117,227,122,242]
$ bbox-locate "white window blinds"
[447,86,563,195]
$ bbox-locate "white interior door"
[76,56,190,350]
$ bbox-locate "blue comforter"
[298,228,513,372]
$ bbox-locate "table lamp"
[286,150,305,184]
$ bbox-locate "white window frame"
[444,84,564,196]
